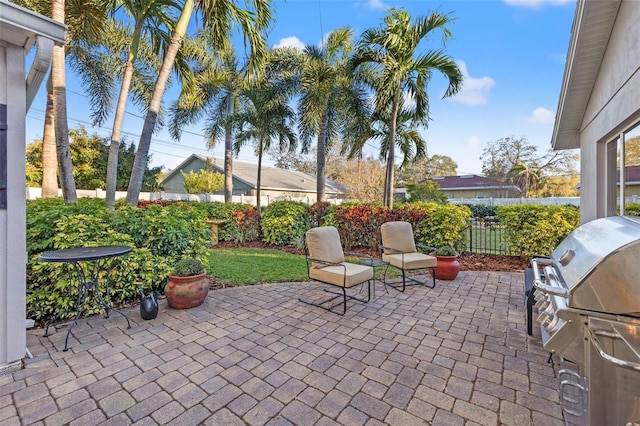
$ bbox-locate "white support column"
[0,42,27,374]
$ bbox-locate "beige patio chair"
[300,226,373,315]
[380,221,437,292]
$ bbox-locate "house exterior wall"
[579,1,640,222]
[162,158,252,195]
[0,41,28,371]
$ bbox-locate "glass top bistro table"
[38,245,133,351]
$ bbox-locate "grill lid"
[551,216,640,314]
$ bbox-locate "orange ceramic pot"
[164,271,209,309]
[432,256,460,280]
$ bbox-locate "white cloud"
[503,0,573,8]
[273,36,305,50]
[367,0,386,10]
[527,107,555,124]
[468,135,480,148]
[450,60,496,106]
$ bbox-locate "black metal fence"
[464,216,515,256]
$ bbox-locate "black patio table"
[38,245,133,351]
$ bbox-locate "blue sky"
[25,0,577,176]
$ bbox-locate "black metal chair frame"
[300,254,372,315]
[379,244,436,292]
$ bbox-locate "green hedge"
[27,198,210,322]
[261,201,310,247]
[496,204,580,259]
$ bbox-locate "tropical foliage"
[26,127,163,191]
[352,9,462,208]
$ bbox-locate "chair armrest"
[379,244,403,254]
[306,257,345,268]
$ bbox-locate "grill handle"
[590,329,640,372]
[531,258,569,298]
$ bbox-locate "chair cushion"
[309,262,373,287]
[383,252,437,270]
[306,226,345,269]
[381,221,417,253]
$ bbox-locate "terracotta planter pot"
[432,255,460,280]
[164,271,209,309]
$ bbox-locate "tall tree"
[395,154,458,187]
[481,136,538,181]
[353,9,462,208]
[102,0,179,210]
[298,27,370,203]
[170,43,257,203]
[126,0,273,206]
[26,128,163,191]
[481,136,577,191]
[233,85,297,212]
[17,0,111,200]
[367,103,428,200]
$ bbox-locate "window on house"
[612,122,640,216]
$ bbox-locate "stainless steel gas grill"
[530,216,640,426]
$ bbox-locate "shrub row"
[27,198,580,321]
[495,204,580,259]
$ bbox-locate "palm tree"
[101,0,179,210]
[233,85,297,212]
[17,0,111,201]
[368,103,428,175]
[298,27,371,203]
[507,161,541,198]
[353,9,462,208]
[126,0,273,206]
[169,41,255,203]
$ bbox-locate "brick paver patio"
[0,271,563,425]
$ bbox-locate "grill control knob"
[559,249,575,266]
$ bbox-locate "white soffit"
[551,0,621,151]
[0,0,66,49]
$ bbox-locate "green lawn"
[207,248,309,286]
[207,247,400,286]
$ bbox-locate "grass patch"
[207,248,309,286]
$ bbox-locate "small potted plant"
[164,258,209,309]
[432,245,460,280]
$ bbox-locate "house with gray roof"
[161,155,347,201]
[397,175,521,200]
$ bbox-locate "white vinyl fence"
[25,187,341,207]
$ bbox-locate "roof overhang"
[551,0,622,150]
[0,1,66,49]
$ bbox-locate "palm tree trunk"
[106,28,140,210]
[384,98,400,209]
[256,140,263,212]
[41,75,58,197]
[316,108,329,203]
[126,0,194,206]
[224,94,234,203]
[51,0,77,203]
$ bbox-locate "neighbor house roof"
[551,0,622,150]
[161,154,347,194]
[617,165,640,185]
[428,175,521,193]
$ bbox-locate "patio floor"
[1,271,563,425]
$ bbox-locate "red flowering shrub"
[334,203,391,250]
[228,207,260,243]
